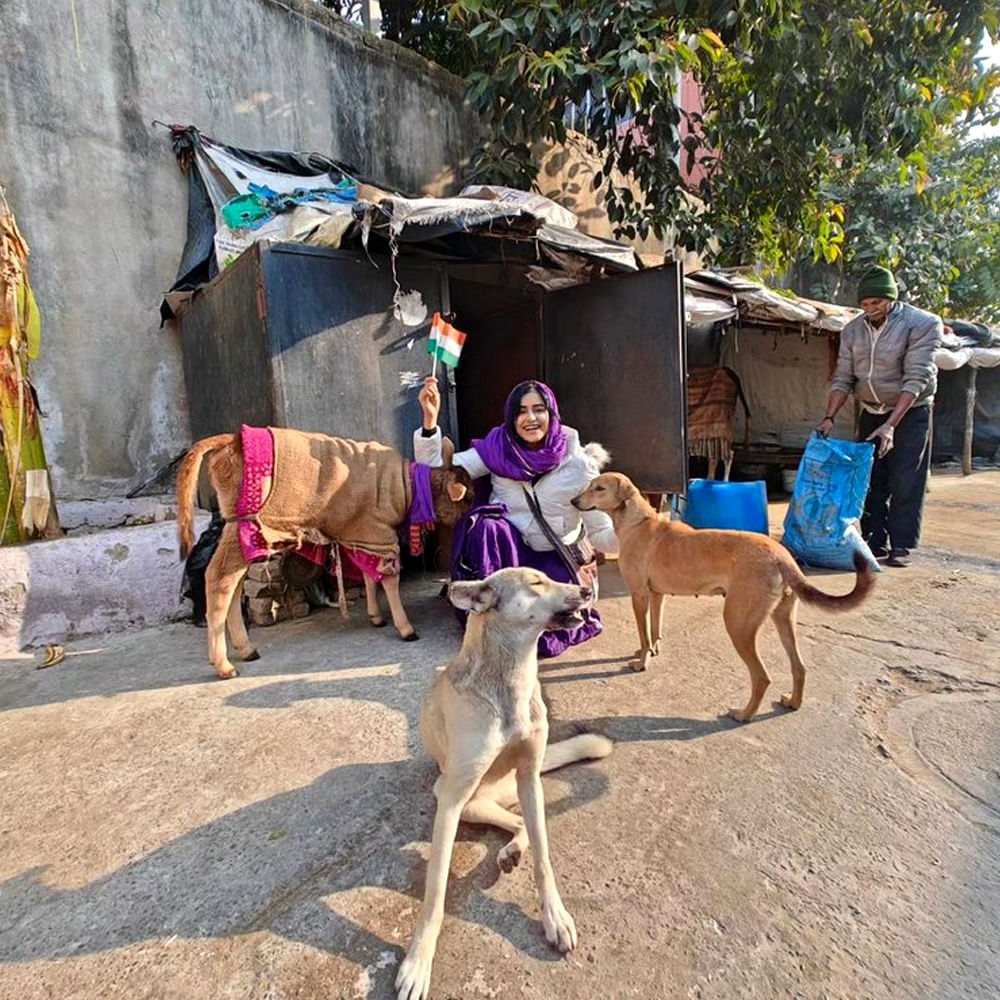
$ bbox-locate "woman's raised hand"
[419,376,441,430]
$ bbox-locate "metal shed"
[176,240,688,494]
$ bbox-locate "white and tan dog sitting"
[572,472,876,722]
[397,567,613,1000]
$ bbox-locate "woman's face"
[514,390,550,448]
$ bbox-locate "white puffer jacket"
[413,426,618,556]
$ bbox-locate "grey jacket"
[830,301,943,410]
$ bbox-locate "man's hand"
[816,417,835,438]
[866,422,895,459]
[419,376,441,430]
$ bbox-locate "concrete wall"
[0,513,209,657]
[0,0,479,501]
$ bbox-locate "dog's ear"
[441,436,455,468]
[448,580,498,614]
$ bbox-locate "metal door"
[260,244,451,452]
[543,263,687,493]
[178,243,452,454]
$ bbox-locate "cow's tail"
[784,550,876,612]
[177,434,236,560]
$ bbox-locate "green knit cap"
[857,265,898,301]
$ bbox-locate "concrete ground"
[2,471,998,1000]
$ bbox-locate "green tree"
[316,1,474,69]
[385,1,999,278]
[804,134,1000,322]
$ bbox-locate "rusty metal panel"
[448,277,543,447]
[177,243,276,438]
[177,243,451,455]
[259,243,449,451]
[543,263,687,493]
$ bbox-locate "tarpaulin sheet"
[161,125,362,321]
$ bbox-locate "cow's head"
[429,436,473,524]
[429,467,473,525]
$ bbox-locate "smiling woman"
[513,389,551,447]
[414,376,619,659]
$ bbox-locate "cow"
[176,426,472,678]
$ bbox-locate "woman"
[414,376,617,657]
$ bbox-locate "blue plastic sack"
[683,479,769,534]
[782,433,879,571]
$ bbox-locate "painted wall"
[0,0,479,500]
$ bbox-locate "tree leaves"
[388,1,998,304]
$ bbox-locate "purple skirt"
[451,504,602,659]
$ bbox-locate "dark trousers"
[858,405,932,553]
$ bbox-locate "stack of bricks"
[243,556,310,627]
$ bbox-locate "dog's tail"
[176,434,236,560]
[786,550,876,611]
[541,732,613,772]
[582,441,612,470]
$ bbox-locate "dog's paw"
[368,615,387,628]
[401,630,420,642]
[541,898,577,953]
[497,841,523,873]
[629,650,649,672]
[395,946,433,1000]
[726,707,752,723]
[241,648,260,662]
[778,694,801,711]
[215,665,239,680]
[650,639,661,656]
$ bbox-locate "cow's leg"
[364,574,386,628]
[226,578,258,663]
[381,572,418,641]
[205,525,247,679]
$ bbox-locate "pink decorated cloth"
[236,425,276,563]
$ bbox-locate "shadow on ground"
[0,579,734,996]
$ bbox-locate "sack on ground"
[782,433,880,571]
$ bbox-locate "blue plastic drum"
[682,479,769,534]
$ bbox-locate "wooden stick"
[963,366,977,477]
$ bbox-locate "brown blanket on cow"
[254,428,410,556]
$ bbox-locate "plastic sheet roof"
[688,268,1000,371]
[685,269,860,332]
[355,193,640,272]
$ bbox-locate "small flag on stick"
[427,312,466,376]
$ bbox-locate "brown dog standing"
[572,472,875,721]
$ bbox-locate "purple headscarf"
[471,380,569,481]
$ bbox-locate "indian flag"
[426,312,466,368]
